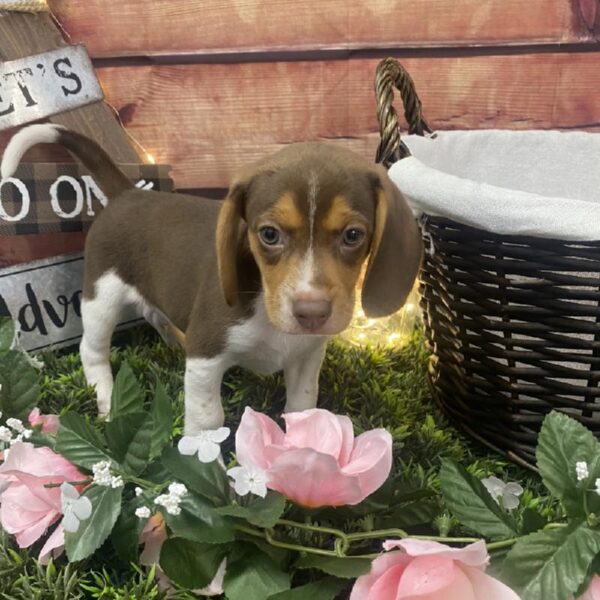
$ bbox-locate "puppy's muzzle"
[292,295,332,332]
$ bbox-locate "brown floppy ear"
[361,166,423,317]
[216,182,247,306]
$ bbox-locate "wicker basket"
[374,57,600,469]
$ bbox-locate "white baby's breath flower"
[178,427,230,463]
[168,482,188,498]
[92,461,119,487]
[135,506,151,519]
[482,476,523,510]
[576,461,590,481]
[154,481,188,515]
[595,478,600,496]
[60,483,92,533]
[135,486,143,497]
[6,418,24,433]
[110,476,124,489]
[21,429,32,439]
[0,426,12,443]
[227,464,268,498]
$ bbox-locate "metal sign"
[0,163,172,235]
[0,45,103,131]
[0,253,141,352]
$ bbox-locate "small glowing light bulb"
[146,152,156,164]
[366,319,377,327]
[357,332,366,340]
[405,303,415,312]
[387,332,400,344]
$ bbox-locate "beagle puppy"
[1,124,422,435]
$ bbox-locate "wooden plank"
[50,0,599,58]
[0,12,139,162]
[83,53,600,189]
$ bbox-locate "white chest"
[226,301,326,374]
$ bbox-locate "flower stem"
[44,478,92,488]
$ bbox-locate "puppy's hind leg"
[79,271,129,418]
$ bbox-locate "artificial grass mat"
[0,326,554,599]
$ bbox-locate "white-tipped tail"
[1,123,64,179]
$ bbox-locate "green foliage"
[150,382,173,459]
[105,413,153,476]
[65,486,123,562]
[0,348,39,420]
[55,412,113,469]
[504,522,600,600]
[439,459,518,540]
[161,446,230,505]
[294,555,372,578]
[7,324,552,596]
[159,539,227,589]
[223,545,290,600]
[163,491,236,544]
[0,317,15,352]
[268,577,347,600]
[537,411,600,517]
[217,492,286,528]
[110,362,144,418]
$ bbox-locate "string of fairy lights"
[341,286,421,348]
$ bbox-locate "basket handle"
[374,58,432,168]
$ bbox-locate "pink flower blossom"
[0,442,84,561]
[139,512,226,596]
[351,539,521,600]
[28,407,60,434]
[235,407,392,507]
[578,576,600,600]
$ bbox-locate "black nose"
[293,298,332,331]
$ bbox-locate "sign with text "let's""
[0,45,103,131]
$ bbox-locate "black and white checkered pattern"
[0,163,172,236]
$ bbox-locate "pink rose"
[235,407,392,507]
[140,512,226,596]
[351,539,521,600]
[578,576,600,600]
[0,442,84,561]
[28,407,60,434]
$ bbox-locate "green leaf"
[65,485,123,562]
[161,447,230,506]
[439,459,517,540]
[150,382,172,459]
[163,491,235,544]
[504,522,600,600]
[520,508,547,536]
[377,499,440,529]
[0,349,39,420]
[0,318,15,352]
[159,538,227,589]
[268,577,347,600]
[217,492,286,528]
[537,411,600,517]
[55,412,112,469]
[110,362,144,419]
[295,555,372,579]
[224,547,290,600]
[105,413,152,476]
[111,497,146,564]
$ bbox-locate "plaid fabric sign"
[0,163,172,236]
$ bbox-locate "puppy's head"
[216,143,422,335]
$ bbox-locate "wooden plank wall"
[5,0,600,194]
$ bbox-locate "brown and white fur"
[1,124,422,435]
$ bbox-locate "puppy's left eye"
[259,226,282,246]
[342,228,365,247]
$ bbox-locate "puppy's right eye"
[258,226,282,246]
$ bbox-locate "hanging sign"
[0,253,142,352]
[0,44,103,131]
